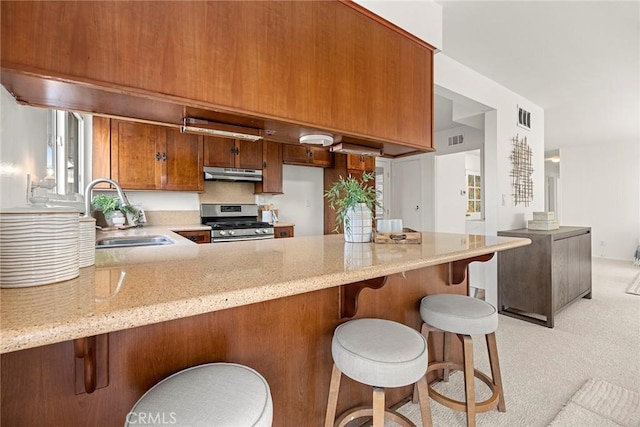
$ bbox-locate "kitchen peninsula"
[1,231,529,426]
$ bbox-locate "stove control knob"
[219,230,227,236]
[261,229,268,234]
[228,230,235,236]
[255,229,261,234]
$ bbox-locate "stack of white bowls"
[0,207,80,288]
[79,217,96,268]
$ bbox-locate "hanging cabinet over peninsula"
[1,1,434,151]
[93,117,204,192]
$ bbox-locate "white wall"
[434,125,484,155]
[355,0,443,50]
[560,143,639,260]
[0,87,49,208]
[391,54,545,305]
[258,165,324,236]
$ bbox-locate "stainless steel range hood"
[181,118,263,141]
[204,166,263,182]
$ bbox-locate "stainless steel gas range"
[200,204,274,243]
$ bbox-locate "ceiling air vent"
[448,134,464,146]
[517,105,531,130]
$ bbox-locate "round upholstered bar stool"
[125,363,272,427]
[324,318,433,427]
[416,294,505,427]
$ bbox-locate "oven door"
[211,235,274,243]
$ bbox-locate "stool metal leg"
[486,332,506,412]
[461,335,476,427]
[325,364,342,427]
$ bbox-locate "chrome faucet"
[83,178,131,218]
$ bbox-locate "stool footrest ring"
[427,362,500,413]
[335,406,415,427]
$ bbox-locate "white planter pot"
[344,203,372,243]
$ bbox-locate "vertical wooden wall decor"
[509,134,534,206]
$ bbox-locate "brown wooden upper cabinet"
[1,2,434,151]
[346,155,376,172]
[255,140,283,195]
[282,145,334,168]
[203,136,263,170]
[96,118,203,191]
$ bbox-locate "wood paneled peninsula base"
[1,232,529,426]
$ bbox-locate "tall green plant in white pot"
[324,172,379,243]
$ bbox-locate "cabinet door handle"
[235,147,240,155]
[155,152,162,161]
[263,161,267,168]
[162,152,167,161]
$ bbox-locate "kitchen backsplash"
[144,210,201,226]
[199,181,255,204]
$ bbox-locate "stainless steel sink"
[95,235,174,249]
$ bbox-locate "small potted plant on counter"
[324,171,379,243]
[91,194,139,228]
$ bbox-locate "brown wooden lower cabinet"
[0,264,467,426]
[173,230,211,244]
[497,226,592,328]
[274,225,294,239]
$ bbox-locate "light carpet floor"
[390,258,640,427]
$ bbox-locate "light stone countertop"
[0,230,530,353]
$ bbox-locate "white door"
[391,157,422,230]
[434,152,467,233]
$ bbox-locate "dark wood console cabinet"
[497,226,592,328]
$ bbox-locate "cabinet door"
[236,140,263,169]
[203,136,236,167]
[255,140,283,194]
[347,169,364,182]
[552,238,570,311]
[92,116,112,188]
[162,128,204,191]
[577,232,592,294]
[274,226,294,239]
[363,155,376,173]
[308,147,334,167]
[175,230,211,244]
[111,119,160,190]
[282,145,310,165]
[347,154,364,170]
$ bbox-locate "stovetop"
[205,220,273,230]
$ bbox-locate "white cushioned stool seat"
[332,318,428,388]
[125,362,272,427]
[420,294,498,335]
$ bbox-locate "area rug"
[626,272,640,296]
[548,378,640,427]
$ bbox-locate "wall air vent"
[517,106,531,130]
[448,134,464,146]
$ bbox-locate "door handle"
[415,205,420,210]
[155,152,161,161]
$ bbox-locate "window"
[48,110,84,196]
[466,171,482,220]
